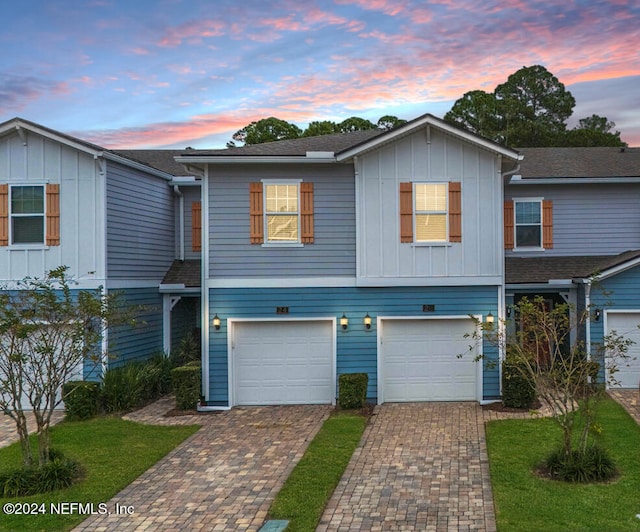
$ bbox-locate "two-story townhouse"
[504,146,640,388]
[0,118,200,404]
[177,114,522,408]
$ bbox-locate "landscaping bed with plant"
[487,397,640,531]
[0,417,199,531]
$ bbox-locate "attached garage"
[605,312,640,388]
[379,317,480,403]
[230,319,335,406]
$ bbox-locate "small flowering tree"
[0,266,136,467]
[468,295,632,481]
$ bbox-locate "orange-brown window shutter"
[300,182,314,243]
[399,182,413,243]
[542,200,553,249]
[0,184,8,246]
[504,200,514,249]
[448,182,462,242]
[249,182,264,244]
[46,183,60,246]
[192,201,202,252]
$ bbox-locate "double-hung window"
[11,185,45,245]
[414,183,448,242]
[265,183,299,242]
[514,199,542,248]
[249,180,314,245]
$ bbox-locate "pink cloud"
[157,19,226,48]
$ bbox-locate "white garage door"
[380,318,479,402]
[606,312,640,388]
[232,320,334,406]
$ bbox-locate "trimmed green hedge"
[171,364,201,410]
[338,373,368,409]
[502,359,536,409]
[62,381,101,421]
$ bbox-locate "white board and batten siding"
[357,128,503,285]
[378,316,481,403]
[0,130,105,282]
[229,319,336,406]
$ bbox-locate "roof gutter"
[174,155,338,165]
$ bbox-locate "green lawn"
[0,417,199,531]
[268,411,367,531]
[486,398,640,531]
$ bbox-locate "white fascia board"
[206,277,357,289]
[505,282,576,290]
[175,155,338,164]
[1,120,103,157]
[336,115,522,162]
[594,256,640,281]
[508,177,640,185]
[356,276,503,287]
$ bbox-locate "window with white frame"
[514,199,542,248]
[11,185,45,244]
[265,183,299,242]
[414,183,447,242]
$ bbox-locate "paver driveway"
[318,402,496,531]
[74,399,330,531]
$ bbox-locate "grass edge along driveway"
[486,397,640,531]
[0,417,199,531]
[268,410,368,532]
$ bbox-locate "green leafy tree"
[302,120,339,137]
[564,114,626,147]
[0,266,137,467]
[337,116,377,132]
[377,115,407,130]
[444,90,503,142]
[466,294,632,480]
[230,117,302,146]
[495,65,576,147]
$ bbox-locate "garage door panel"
[233,321,334,405]
[381,318,478,402]
[607,313,640,389]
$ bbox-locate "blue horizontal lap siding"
[590,265,640,366]
[208,286,499,405]
[107,288,164,368]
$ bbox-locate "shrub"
[171,364,201,410]
[169,333,200,367]
[63,381,101,421]
[502,358,536,409]
[0,450,84,497]
[338,373,368,410]
[101,356,172,413]
[542,445,617,483]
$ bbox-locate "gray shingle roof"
[113,149,191,176]
[161,260,201,287]
[506,250,640,284]
[517,147,640,178]
[180,129,384,157]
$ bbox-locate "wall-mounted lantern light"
[364,313,372,330]
[340,313,349,330]
[486,312,494,325]
[594,308,601,322]
[212,314,221,330]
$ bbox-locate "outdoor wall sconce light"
[340,313,349,330]
[594,308,601,321]
[364,313,372,330]
[486,312,494,324]
[212,314,221,330]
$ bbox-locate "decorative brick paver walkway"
[74,399,331,531]
[318,402,496,532]
[609,389,640,424]
[0,410,64,449]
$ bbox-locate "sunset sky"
[1,0,639,149]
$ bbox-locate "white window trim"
[413,182,449,244]
[261,179,303,247]
[9,183,48,248]
[513,197,544,251]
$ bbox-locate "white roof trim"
[336,114,523,162]
[592,256,640,281]
[174,155,338,164]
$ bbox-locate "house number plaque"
[276,307,289,314]
[422,304,435,312]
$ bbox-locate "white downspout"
[585,280,592,360]
[173,185,185,261]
